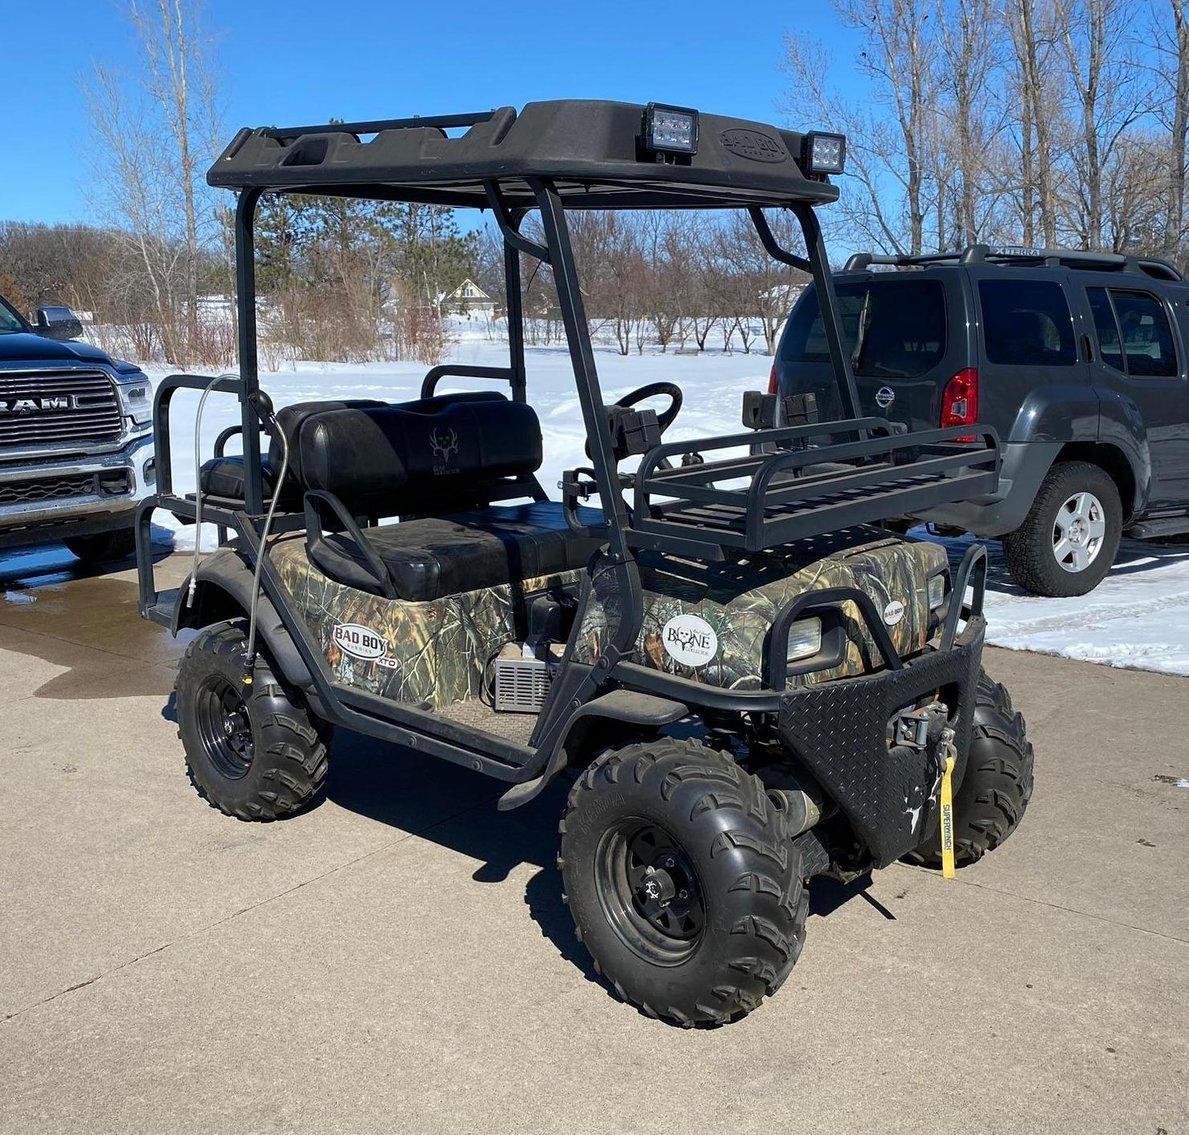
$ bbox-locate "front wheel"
[176,621,330,821]
[559,738,806,1026]
[905,670,1034,868]
[1002,461,1122,597]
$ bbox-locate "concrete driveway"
[0,547,1186,1135]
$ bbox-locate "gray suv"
[1,292,155,563]
[774,245,1189,596]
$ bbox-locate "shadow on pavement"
[324,727,893,1003]
[0,543,182,699]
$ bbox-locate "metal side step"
[1127,515,1189,539]
[144,587,179,628]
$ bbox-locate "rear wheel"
[1002,461,1122,597]
[64,527,136,564]
[176,621,330,821]
[559,738,806,1026]
[905,670,1034,868]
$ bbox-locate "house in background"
[446,278,496,319]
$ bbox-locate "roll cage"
[136,100,998,805]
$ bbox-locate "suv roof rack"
[842,243,1182,282]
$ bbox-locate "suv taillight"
[941,367,979,442]
[768,363,778,395]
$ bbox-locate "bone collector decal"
[660,613,719,668]
[332,623,399,668]
[429,426,460,475]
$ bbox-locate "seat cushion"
[199,455,283,501]
[307,502,606,601]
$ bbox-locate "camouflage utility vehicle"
[136,101,1034,1026]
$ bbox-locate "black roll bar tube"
[234,187,266,516]
[785,203,865,428]
[531,177,631,563]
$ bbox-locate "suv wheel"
[559,738,806,1026]
[64,527,136,564]
[176,621,330,821]
[1002,461,1122,597]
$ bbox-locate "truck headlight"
[927,574,947,611]
[787,617,823,664]
[118,379,153,426]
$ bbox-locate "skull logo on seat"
[429,427,460,467]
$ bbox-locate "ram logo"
[0,396,75,416]
[429,426,460,468]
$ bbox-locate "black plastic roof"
[207,100,840,210]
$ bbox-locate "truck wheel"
[905,670,1034,869]
[1002,461,1122,596]
[64,527,136,564]
[176,621,330,821]
[559,738,806,1026]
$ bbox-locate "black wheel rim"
[195,675,255,780]
[593,819,705,966]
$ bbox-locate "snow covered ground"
[146,333,1189,679]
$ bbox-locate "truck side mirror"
[36,305,83,341]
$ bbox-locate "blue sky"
[0,0,863,225]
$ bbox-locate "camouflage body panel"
[573,528,947,690]
[268,535,582,707]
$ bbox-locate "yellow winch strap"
[939,752,957,879]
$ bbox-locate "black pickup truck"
[773,245,1189,596]
[1,292,155,562]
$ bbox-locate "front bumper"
[0,435,155,550]
[778,615,985,867]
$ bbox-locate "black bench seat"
[308,502,606,601]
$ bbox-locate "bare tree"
[1052,0,1150,248]
[84,0,225,364]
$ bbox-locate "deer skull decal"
[429,426,460,467]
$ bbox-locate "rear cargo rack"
[625,420,999,559]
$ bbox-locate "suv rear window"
[978,279,1076,366]
[781,279,947,378]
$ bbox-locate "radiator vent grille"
[493,657,552,714]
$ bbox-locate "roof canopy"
[207,100,840,211]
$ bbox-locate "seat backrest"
[267,399,386,484]
[297,391,542,516]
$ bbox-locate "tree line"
[787,0,1189,263]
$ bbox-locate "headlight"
[642,102,699,156]
[117,378,153,426]
[787,617,823,664]
[801,131,847,175]
[927,574,946,611]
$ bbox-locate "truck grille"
[0,369,122,449]
[0,470,131,506]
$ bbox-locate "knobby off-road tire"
[559,738,807,1027]
[906,670,1034,868]
[64,527,137,564]
[1002,460,1122,597]
[176,621,330,821]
